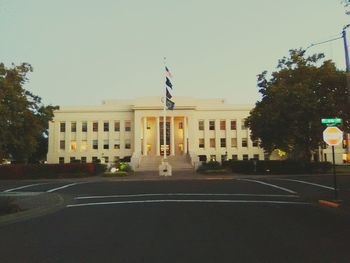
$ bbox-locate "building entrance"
[160,121,170,156]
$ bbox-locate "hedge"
[0,163,107,179]
[222,160,332,174]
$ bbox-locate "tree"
[0,63,58,163]
[246,49,349,161]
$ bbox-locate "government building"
[47,97,265,170]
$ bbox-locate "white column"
[183,117,188,154]
[133,115,142,155]
[143,117,147,156]
[156,117,160,156]
[170,116,175,156]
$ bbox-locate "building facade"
[47,97,266,169]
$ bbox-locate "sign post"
[323,126,343,200]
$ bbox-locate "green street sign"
[321,118,342,126]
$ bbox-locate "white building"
[47,96,266,170]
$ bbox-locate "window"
[125,121,131,132]
[253,140,259,147]
[179,122,183,129]
[114,121,120,132]
[253,154,260,160]
[198,120,204,130]
[93,122,98,132]
[231,138,237,148]
[220,120,226,130]
[70,141,77,151]
[60,122,65,132]
[230,120,237,130]
[71,122,76,132]
[104,121,109,132]
[125,139,131,149]
[241,119,247,130]
[221,155,227,162]
[243,154,249,161]
[70,157,76,163]
[210,155,216,162]
[92,140,98,150]
[103,156,109,163]
[232,154,238,161]
[103,140,109,149]
[81,140,88,151]
[210,138,215,148]
[114,140,120,149]
[82,122,87,132]
[198,155,207,162]
[220,138,226,147]
[81,157,87,163]
[209,120,215,130]
[60,140,65,150]
[59,157,64,164]
[242,138,248,147]
[92,156,98,163]
[199,138,205,148]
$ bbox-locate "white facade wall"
[47,97,265,164]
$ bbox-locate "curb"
[0,193,69,226]
[318,200,341,208]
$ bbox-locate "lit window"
[71,122,76,132]
[125,121,131,132]
[92,140,98,150]
[82,122,87,132]
[220,138,226,147]
[70,141,77,151]
[115,121,120,132]
[60,140,65,150]
[209,120,215,130]
[60,122,66,132]
[81,140,88,151]
[210,138,215,148]
[198,120,204,130]
[242,138,248,147]
[93,122,98,132]
[104,121,109,132]
[231,138,237,148]
[230,120,237,130]
[220,120,226,130]
[103,140,109,149]
[199,138,205,148]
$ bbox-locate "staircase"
[136,155,193,171]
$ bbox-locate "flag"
[166,87,172,99]
[166,97,175,110]
[165,77,172,89]
[165,66,173,78]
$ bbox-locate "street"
[1,175,350,262]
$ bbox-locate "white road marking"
[67,199,311,208]
[46,182,87,193]
[237,179,297,194]
[3,183,50,192]
[276,179,335,190]
[75,193,299,200]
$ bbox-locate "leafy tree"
[0,63,58,163]
[246,49,349,161]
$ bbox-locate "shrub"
[197,161,225,173]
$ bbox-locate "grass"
[103,171,129,177]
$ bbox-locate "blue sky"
[0,0,349,106]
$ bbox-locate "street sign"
[323,126,343,146]
[321,118,342,126]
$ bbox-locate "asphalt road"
[1,175,350,263]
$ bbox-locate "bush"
[197,161,226,173]
[0,163,107,179]
[103,171,128,177]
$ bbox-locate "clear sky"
[1,0,349,106]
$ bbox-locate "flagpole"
[163,58,167,161]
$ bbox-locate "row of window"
[60,121,132,133]
[198,120,247,131]
[198,138,258,148]
[59,156,130,164]
[199,154,261,162]
[60,139,132,151]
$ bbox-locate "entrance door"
[160,121,170,156]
